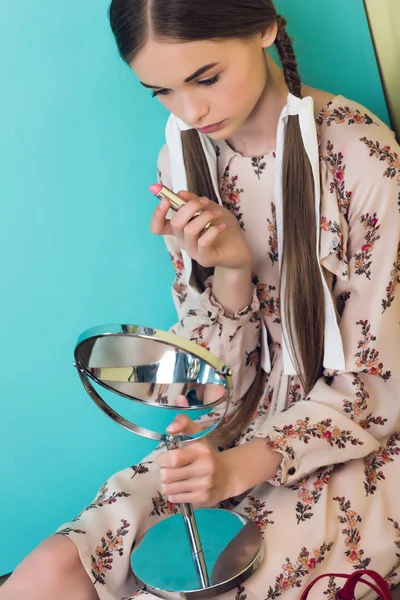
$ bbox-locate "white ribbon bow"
[165,93,345,376]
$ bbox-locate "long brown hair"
[109,1,326,443]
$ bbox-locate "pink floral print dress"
[58,96,400,600]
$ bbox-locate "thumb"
[166,413,203,436]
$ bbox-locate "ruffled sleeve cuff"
[202,276,261,327]
[252,430,299,486]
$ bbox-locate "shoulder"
[316,94,397,156]
[317,95,399,211]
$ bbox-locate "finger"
[181,209,222,239]
[149,197,174,235]
[166,491,213,507]
[162,476,211,496]
[169,197,211,230]
[166,413,203,436]
[175,190,205,203]
[197,223,226,248]
[160,463,211,484]
[157,442,209,469]
[175,394,190,408]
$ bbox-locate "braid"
[274,16,302,98]
[273,14,326,393]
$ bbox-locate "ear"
[261,22,278,49]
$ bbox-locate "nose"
[179,91,209,127]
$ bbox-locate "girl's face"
[130,30,277,140]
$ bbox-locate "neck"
[225,54,288,157]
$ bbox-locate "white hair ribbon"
[165,93,345,376]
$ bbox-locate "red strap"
[300,570,392,600]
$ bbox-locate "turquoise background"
[0,0,390,575]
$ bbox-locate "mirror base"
[131,509,263,599]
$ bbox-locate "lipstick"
[149,184,202,216]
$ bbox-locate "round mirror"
[74,324,233,442]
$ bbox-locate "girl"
[3,1,400,599]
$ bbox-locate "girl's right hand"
[150,190,252,270]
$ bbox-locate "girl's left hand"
[156,406,236,508]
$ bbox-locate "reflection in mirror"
[78,335,228,409]
[74,328,232,443]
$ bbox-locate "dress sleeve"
[253,107,400,486]
[156,144,263,412]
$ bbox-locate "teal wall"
[0,0,390,575]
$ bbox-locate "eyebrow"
[140,62,219,90]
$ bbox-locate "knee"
[19,534,81,578]
[1,534,94,597]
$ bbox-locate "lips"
[196,120,225,134]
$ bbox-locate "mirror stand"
[74,325,264,599]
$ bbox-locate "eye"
[151,74,220,98]
[198,74,220,87]
[152,89,169,98]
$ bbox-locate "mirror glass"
[75,328,231,442]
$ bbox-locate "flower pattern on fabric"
[71,484,130,523]
[288,378,302,407]
[271,418,364,460]
[342,376,387,430]
[189,321,213,350]
[267,202,279,265]
[382,242,400,313]
[289,468,333,524]
[149,491,178,517]
[334,497,372,569]
[124,590,150,598]
[353,213,381,279]
[220,164,245,229]
[253,276,281,323]
[253,388,273,420]
[251,156,267,179]
[235,585,247,600]
[388,518,400,562]
[169,251,188,307]
[57,527,86,535]
[265,543,334,599]
[355,320,391,380]
[360,138,400,186]
[321,141,352,220]
[321,217,347,275]
[336,291,351,317]
[245,346,260,369]
[364,432,400,496]
[91,520,130,585]
[242,495,274,531]
[323,576,342,600]
[316,105,377,128]
[131,463,151,478]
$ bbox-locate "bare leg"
[0,534,99,600]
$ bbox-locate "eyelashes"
[151,74,220,98]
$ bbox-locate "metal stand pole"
[166,435,210,588]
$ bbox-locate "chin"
[207,122,235,141]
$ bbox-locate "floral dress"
[58,95,400,600]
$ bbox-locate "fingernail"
[199,197,208,205]
[159,199,169,209]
